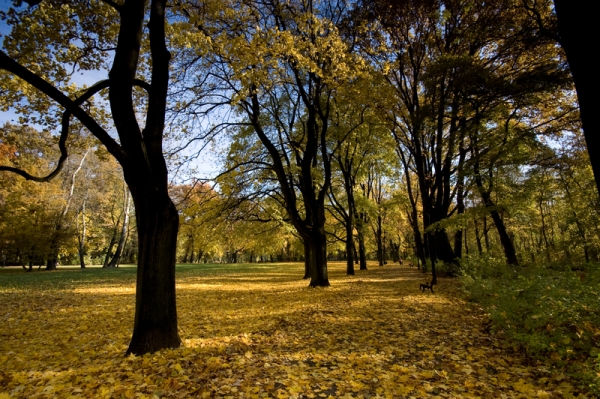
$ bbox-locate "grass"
[460,255,600,396]
[0,261,590,398]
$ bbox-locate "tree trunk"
[303,240,311,279]
[483,216,490,251]
[77,200,87,269]
[474,171,519,265]
[108,190,131,268]
[376,215,384,266]
[489,208,519,266]
[474,219,483,254]
[103,228,118,268]
[434,229,455,263]
[304,228,330,287]
[345,218,355,275]
[126,186,180,356]
[554,0,600,197]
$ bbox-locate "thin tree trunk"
[483,216,490,252]
[345,220,355,275]
[77,200,87,269]
[103,228,118,268]
[46,148,90,270]
[474,219,483,254]
[108,189,131,268]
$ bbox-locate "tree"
[0,0,181,355]
[184,0,368,286]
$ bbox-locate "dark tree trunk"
[554,0,600,197]
[303,241,310,279]
[464,226,469,255]
[474,219,483,254]
[483,216,490,251]
[103,228,118,268]
[375,215,384,266]
[390,239,399,262]
[126,186,180,356]
[304,227,330,287]
[46,249,58,270]
[473,162,519,265]
[454,229,463,259]
[345,221,355,275]
[433,229,455,263]
[489,208,519,266]
[427,232,438,285]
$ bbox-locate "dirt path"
[0,262,585,398]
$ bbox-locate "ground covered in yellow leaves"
[0,263,589,398]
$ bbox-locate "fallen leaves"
[0,263,589,398]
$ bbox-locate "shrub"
[461,261,600,395]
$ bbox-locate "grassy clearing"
[0,262,589,398]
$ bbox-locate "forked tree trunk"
[103,229,118,268]
[126,186,180,356]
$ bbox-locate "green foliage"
[462,258,600,394]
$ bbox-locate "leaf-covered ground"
[0,263,589,398]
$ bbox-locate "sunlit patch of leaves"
[0,263,587,398]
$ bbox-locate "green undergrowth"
[460,254,600,395]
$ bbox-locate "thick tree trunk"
[434,229,455,263]
[304,228,330,287]
[554,0,600,197]
[126,188,180,356]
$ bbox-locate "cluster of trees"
[0,123,135,269]
[0,0,596,355]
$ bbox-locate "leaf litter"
[0,263,588,398]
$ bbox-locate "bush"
[461,261,600,395]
